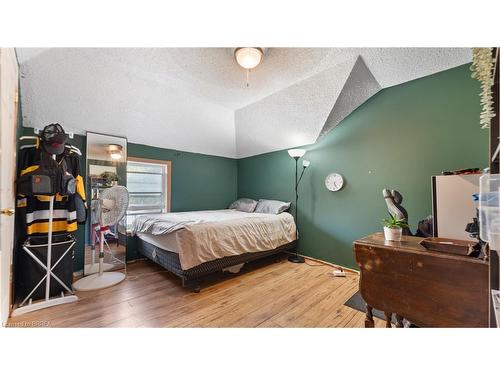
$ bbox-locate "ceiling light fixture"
[234,47,264,87]
[108,144,123,160]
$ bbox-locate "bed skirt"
[136,237,297,291]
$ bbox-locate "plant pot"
[384,226,402,241]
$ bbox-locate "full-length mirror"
[84,133,128,276]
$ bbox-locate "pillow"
[229,198,258,213]
[254,199,291,214]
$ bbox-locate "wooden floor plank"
[183,264,330,327]
[8,257,384,328]
[135,259,297,327]
[256,318,285,328]
[271,273,358,327]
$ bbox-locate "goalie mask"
[41,123,68,155]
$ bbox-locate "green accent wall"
[237,64,489,269]
[128,143,237,212]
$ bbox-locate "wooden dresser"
[353,233,489,328]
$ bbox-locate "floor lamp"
[287,148,310,263]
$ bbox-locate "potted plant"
[382,214,409,241]
[100,171,120,188]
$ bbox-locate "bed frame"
[136,237,297,292]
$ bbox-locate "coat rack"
[11,135,79,317]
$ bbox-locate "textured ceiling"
[16,48,471,158]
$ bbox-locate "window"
[126,157,171,214]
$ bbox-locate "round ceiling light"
[235,47,263,70]
[108,144,123,160]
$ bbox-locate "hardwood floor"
[84,242,126,272]
[7,255,385,328]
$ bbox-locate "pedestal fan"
[73,186,129,291]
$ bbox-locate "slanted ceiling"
[16,48,471,158]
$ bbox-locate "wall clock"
[325,173,344,191]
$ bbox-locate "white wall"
[0,48,19,326]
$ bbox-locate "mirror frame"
[84,131,128,276]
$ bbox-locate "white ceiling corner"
[318,56,381,138]
[235,58,357,158]
[15,48,472,159]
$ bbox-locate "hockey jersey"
[17,146,86,236]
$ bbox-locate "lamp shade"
[288,149,306,159]
[235,48,263,70]
[302,160,311,168]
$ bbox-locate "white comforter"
[132,209,296,270]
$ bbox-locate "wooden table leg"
[395,314,404,328]
[365,304,375,328]
[384,312,392,328]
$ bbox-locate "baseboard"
[285,251,359,274]
[126,251,358,274]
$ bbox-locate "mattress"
[136,232,181,253]
[132,209,296,270]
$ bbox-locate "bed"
[131,209,297,292]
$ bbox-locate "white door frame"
[0,48,19,326]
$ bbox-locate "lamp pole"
[289,155,305,263]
